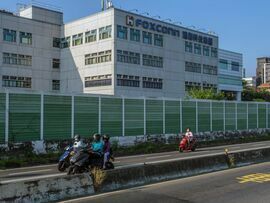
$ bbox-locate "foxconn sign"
[126,15,180,37]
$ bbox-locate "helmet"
[93,133,101,141]
[103,134,110,141]
[74,134,81,142]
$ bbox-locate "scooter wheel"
[67,166,74,175]
[179,147,183,153]
[58,161,66,172]
[73,165,80,174]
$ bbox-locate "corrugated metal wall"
[0,92,269,143]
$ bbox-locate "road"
[0,141,270,184]
[60,162,270,203]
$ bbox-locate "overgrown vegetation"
[187,88,225,100]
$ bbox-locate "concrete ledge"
[0,173,94,203]
[1,147,270,202]
[98,147,270,193]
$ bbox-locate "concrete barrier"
[0,173,94,203]
[1,147,270,202]
[97,147,270,193]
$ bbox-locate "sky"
[1,0,269,77]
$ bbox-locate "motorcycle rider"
[73,134,84,153]
[185,127,193,147]
[90,133,104,159]
[102,134,112,169]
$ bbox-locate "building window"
[142,31,152,45]
[202,83,217,91]
[143,77,163,89]
[85,50,112,65]
[154,34,163,47]
[211,47,218,58]
[185,62,201,73]
[130,28,140,42]
[3,29,16,42]
[117,25,128,40]
[85,30,97,43]
[203,65,218,75]
[61,37,70,48]
[53,37,60,48]
[85,74,112,87]
[99,25,112,40]
[3,52,32,66]
[52,59,60,69]
[117,74,140,87]
[219,59,228,70]
[2,75,32,88]
[203,46,210,56]
[52,80,60,90]
[185,41,193,53]
[218,75,242,86]
[117,50,140,65]
[231,61,240,72]
[72,33,83,46]
[20,32,32,45]
[194,43,201,55]
[143,54,163,68]
[185,81,201,91]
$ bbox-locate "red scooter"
[179,135,197,152]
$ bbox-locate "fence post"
[235,102,238,130]
[122,97,125,136]
[257,103,259,129]
[5,91,9,144]
[267,103,269,129]
[71,95,74,138]
[144,98,146,135]
[163,99,165,134]
[180,99,182,133]
[40,93,44,140]
[196,100,198,133]
[98,96,101,134]
[210,100,212,131]
[247,103,249,130]
[223,101,226,132]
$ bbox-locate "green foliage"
[187,88,225,100]
[242,89,270,102]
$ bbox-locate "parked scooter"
[58,145,74,172]
[179,135,197,152]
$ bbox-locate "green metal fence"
[0,91,269,143]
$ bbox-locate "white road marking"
[8,169,52,176]
[0,164,56,172]
[113,161,121,164]
[146,155,171,160]
[0,173,66,184]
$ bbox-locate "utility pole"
[101,0,105,11]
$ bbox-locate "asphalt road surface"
[60,162,270,203]
[0,141,270,184]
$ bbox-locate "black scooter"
[67,149,114,175]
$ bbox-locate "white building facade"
[218,49,243,101]
[0,5,219,98]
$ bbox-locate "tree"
[187,88,225,100]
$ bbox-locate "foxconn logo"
[126,15,134,26]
